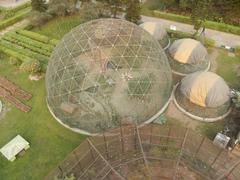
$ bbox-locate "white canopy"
[0,135,29,161]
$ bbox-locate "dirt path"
[208,48,219,72]
[0,19,29,36]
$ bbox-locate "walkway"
[0,0,30,8]
[0,19,29,36]
[142,15,240,47]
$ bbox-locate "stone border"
[0,100,2,114]
[172,83,232,122]
[163,38,171,50]
[46,93,172,136]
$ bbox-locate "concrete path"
[0,0,30,8]
[142,15,240,47]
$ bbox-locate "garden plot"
[0,29,59,70]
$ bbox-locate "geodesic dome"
[46,18,173,135]
[139,22,170,50]
[168,38,210,76]
[174,71,231,121]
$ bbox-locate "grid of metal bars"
[46,124,240,180]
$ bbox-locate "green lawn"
[216,50,240,89]
[32,15,83,40]
[0,57,86,180]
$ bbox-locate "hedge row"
[5,32,54,53]
[17,29,49,43]
[167,29,215,47]
[0,7,31,30]
[16,29,59,46]
[0,39,49,63]
[0,43,32,62]
[3,35,52,57]
[153,11,240,36]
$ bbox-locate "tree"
[181,0,212,34]
[79,1,110,22]
[99,0,125,18]
[125,0,141,24]
[31,0,47,12]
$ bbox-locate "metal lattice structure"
[46,18,173,135]
[46,124,240,180]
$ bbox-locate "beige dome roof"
[169,38,208,64]
[180,72,230,108]
[139,22,167,41]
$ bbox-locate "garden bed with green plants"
[0,30,59,72]
[0,2,31,30]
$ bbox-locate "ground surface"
[0,58,86,180]
[0,0,30,8]
[142,15,240,47]
[0,12,239,179]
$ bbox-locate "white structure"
[0,135,30,161]
[139,22,170,49]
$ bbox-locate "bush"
[9,56,21,66]
[47,0,68,17]
[29,11,53,28]
[153,10,240,35]
[20,59,41,74]
[235,46,240,56]
[204,38,215,48]
[167,29,193,39]
[79,2,110,23]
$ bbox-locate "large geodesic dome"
[139,22,170,50]
[174,71,231,121]
[168,38,210,76]
[46,18,173,135]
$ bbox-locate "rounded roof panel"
[180,71,230,108]
[169,38,208,64]
[139,22,168,41]
[46,18,173,135]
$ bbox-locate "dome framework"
[139,22,170,50]
[174,72,231,121]
[168,38,210,76]
[46,124,240,180]
[46,18,173,135]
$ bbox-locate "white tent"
[0,135,30,161]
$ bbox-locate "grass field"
[0,57,86,180]
[32,15,82,39]
[216,50,240,89]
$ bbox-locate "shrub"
[20,59,41,74]
[47,0,68,17]
[9,56,21,66]
[204,38,215,48]
[29,11,53,28]
[235,46,240,56]
[167,29,193,39]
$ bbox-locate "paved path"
[142,15,240,47]
[0,0,30,8]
